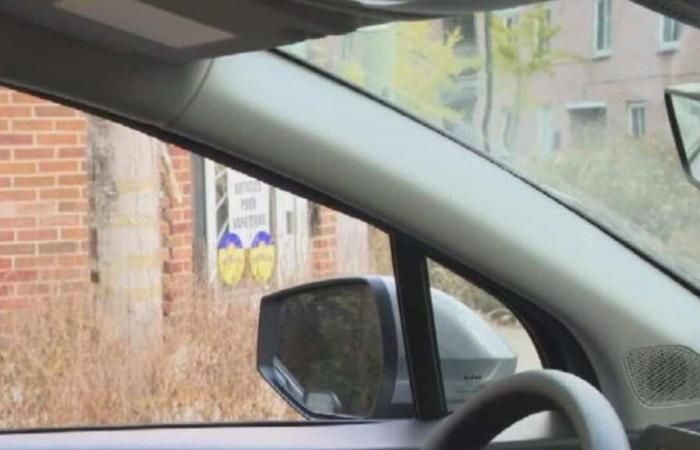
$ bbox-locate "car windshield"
[282,0,700,288]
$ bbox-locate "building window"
[593,0,612,57]
[444,15,477,55]
[309,203,322,237]
[660,16,682,51]
[553,130,562,150]
[567,102,607,148]
[628,102,646,138]
[535,8,552,51]
[496,9,519,46]
[213,163,230,242]
[285,210,296,235]
[537,104,555,154]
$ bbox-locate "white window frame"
[566,101,607,111]
[501,9,519,29]
[593,0,612,58]
[566,102,607,148]
[358,23,391,33]
[659,16,682,52]
[535,8,552,51]
[203,159,231,272]
[536,103,555,154]
[627,101,646,139]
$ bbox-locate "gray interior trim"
[2,5,700,431]
[171,51,700,428]
[632,0,700,30]
[0,0,378,62]
[0,12,210,126]
[0,416,581,450]
[424,370,629,450]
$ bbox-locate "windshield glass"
[283,0,700,287]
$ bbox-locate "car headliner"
[0,0,691,62]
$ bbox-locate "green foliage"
[390,22,478,123]
[322,10,700,285]
[340,59,366,86]
[339,21,479,125]
[491,6,570,79]
[490,5,576,137]
[514,134,700,280]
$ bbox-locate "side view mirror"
[257,276,517,419]
[666,84,700,188]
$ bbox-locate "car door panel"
[0,414,593,450]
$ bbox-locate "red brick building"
[0,86,194,311]
[0,86,363,313]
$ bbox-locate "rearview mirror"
[257,276,517,419]
[666,84,700,187]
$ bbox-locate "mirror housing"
[257,277,403,418]
[257,276,517,419]
[666,84,700,188]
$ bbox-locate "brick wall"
[0,87,194,312]
[311,205,338,278]
[1,87,368,313]
[161,146,194,314]
[0,88,90,308]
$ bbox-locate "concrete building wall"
[477,0,700,155]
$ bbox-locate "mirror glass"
[669,84,700,183]
[271,283,383,417]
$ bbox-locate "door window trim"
[391,237,447,419]
[0,72,600,423]
[110,108,600,418]
[417,242,600,391]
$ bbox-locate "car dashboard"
[635,424,700,450]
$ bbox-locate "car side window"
[0,88,396,428]
[427,259,541,411]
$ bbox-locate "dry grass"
[0,284,298,429]
[0,228,523,429]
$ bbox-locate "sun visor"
[0,0,383,62]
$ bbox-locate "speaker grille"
[624,346,700,406]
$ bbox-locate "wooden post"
[87,117,163,352]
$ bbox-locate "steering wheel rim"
[422,370,630,450]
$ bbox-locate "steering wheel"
[423,370,630,450]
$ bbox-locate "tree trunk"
[481,11,494,154]
[510,74,525,148]
[88,117,163,352]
